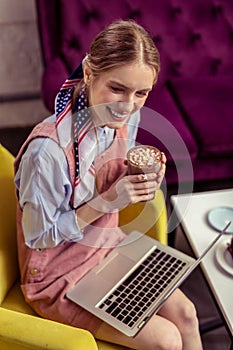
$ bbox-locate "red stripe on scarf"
[88,164,96,177]
[56,100,72,126]
[61,79,79,90]
[74,165,95,188]
[74,176,81,187]
[78,119,93,144]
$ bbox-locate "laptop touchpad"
[96,253,135,284]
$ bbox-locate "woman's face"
[83,62,156,129]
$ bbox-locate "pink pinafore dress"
[14,120,128,333]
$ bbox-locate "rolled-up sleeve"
[15,137,83,249]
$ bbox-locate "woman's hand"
[101,152,166,211]
[75,154,166,229]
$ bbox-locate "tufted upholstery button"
[212,58,222,65]
[212,3,223,16]
[153,35,162,44]
[30,268,39,275]
[83,9,101,24]
[171,60,182,76]
[190,32,202,44]
[127,9,141,20]
[170,6,182,16]
[68,38,81,49]
[211,58,222,75]
[173,60,182,68]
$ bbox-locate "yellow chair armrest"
[0,307,98,350]
[119,189,167,245]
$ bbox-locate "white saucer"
[207,207,233,233]
[215,238,233,275]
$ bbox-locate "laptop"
[66,221,230,337]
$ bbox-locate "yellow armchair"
[0,144,167,350]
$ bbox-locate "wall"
[0,0,49,127]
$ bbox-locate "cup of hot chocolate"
[127,145,162,175]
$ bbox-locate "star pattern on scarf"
[73,87,90,178]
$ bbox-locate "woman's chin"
[109,115,129,128]
[105,121,126,129]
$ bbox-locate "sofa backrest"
[36,0,233,112]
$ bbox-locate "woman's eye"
[136,91,148,97]
[111,87,123,93]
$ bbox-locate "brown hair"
[85,20,160,84]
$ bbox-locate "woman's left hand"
[156,151,166,188]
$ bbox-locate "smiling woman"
[14,19,203,350]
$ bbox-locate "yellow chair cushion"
[1,281,36,315]
[0,307,98,350]
[0,144,167,350]
[1,278,127,350]
[119,190,167,245]
[0,144,18,304]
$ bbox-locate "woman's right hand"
[76,155,166,229]
[88,153,166,214]
[100,152,166,211]
[100,172,159,211]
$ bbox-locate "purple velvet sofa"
[36,0,233,186]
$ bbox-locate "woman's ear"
[83,64,92,85]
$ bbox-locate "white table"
[171,189,233,337]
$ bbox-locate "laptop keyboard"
[98,248,186,328]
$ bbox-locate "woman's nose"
[117,101,134,113]
[124,93,135,104]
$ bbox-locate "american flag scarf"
[55,64,97,208]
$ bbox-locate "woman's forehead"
[101,62,156,89]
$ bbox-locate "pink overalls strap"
[14,121,129,204]
[14,121,76,192]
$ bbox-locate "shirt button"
[30,268,38,275]
[36,248,43,252]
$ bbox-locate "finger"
[157,162,166,177]
[141,174,148,182]
[161,152,167,164]
[132,191,156,203]
[132,179,157,191]
[134,183,157,197]
[126,170,163,183]
[126,173,155,183]
[142,173,158,182]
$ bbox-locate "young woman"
[14,20,203,349]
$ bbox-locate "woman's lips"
[107,106,130,121]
